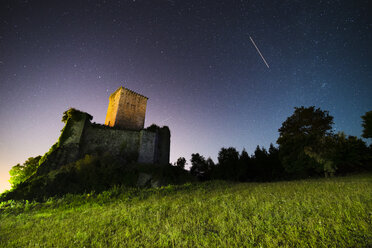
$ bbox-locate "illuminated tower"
[105,87,148,130]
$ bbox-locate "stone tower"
[105,87,148,130]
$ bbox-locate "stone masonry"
[104,87,148,130]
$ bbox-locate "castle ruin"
[37,86,170,175]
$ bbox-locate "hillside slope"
[1,174,371,247]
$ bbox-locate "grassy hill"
[1,174,371,247]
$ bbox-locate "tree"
[240,149,250,164]
[330,132,369,174]
[251,145,269,180]
[9,156,41,187]
[190,153,211,180]
[174,157,187,169]
[267,143,285,180]
[303,135,337,177]
[216,147,240,180]
[277,106,334,177]
[206,157,216,175]
[238,149,251,181]
[361,110,372,139]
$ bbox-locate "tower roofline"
[110,86,148,100]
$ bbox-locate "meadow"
[0,174,371,247]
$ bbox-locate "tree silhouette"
[277,106,334,177]
[330,132,369,174]
[174,157,187,169]
[217,147,240,180]
[190,153,212,181]
[361,110,372,139]
[238,149,251,181]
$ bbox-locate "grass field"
[0,174,371,247]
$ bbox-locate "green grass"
[1,174,371,247]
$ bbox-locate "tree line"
[174,107,372,181]
[7,106,372,190]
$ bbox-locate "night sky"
[0,0,371,191]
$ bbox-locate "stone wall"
[80,123,169,165]
[116,89,148,130]
[63,114,88,145]
[37,112,90,175]
[138,131,157,163]
[81,125,141,158]
[37,110,170,175]
[104,88,121,127]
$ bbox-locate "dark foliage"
[277,106,334,177]
[214,147,240,181]
[329,133,371,174]
[62,108,92,123]
[189,153,214,181]
[174,157,187,169]
[189,106,369,182]
[248,144,285,181]
[145,124,169,135]
[206,145,284,182]
[361,110,372,139]
[237,149,251,181]
[1,155,194,202]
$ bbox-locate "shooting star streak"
[162,116,172,123]
[249,36,270,69]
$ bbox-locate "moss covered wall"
[38,109,170,175]
[37,110,91,175]
[61,115,87,145]
[80,124,163,164]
